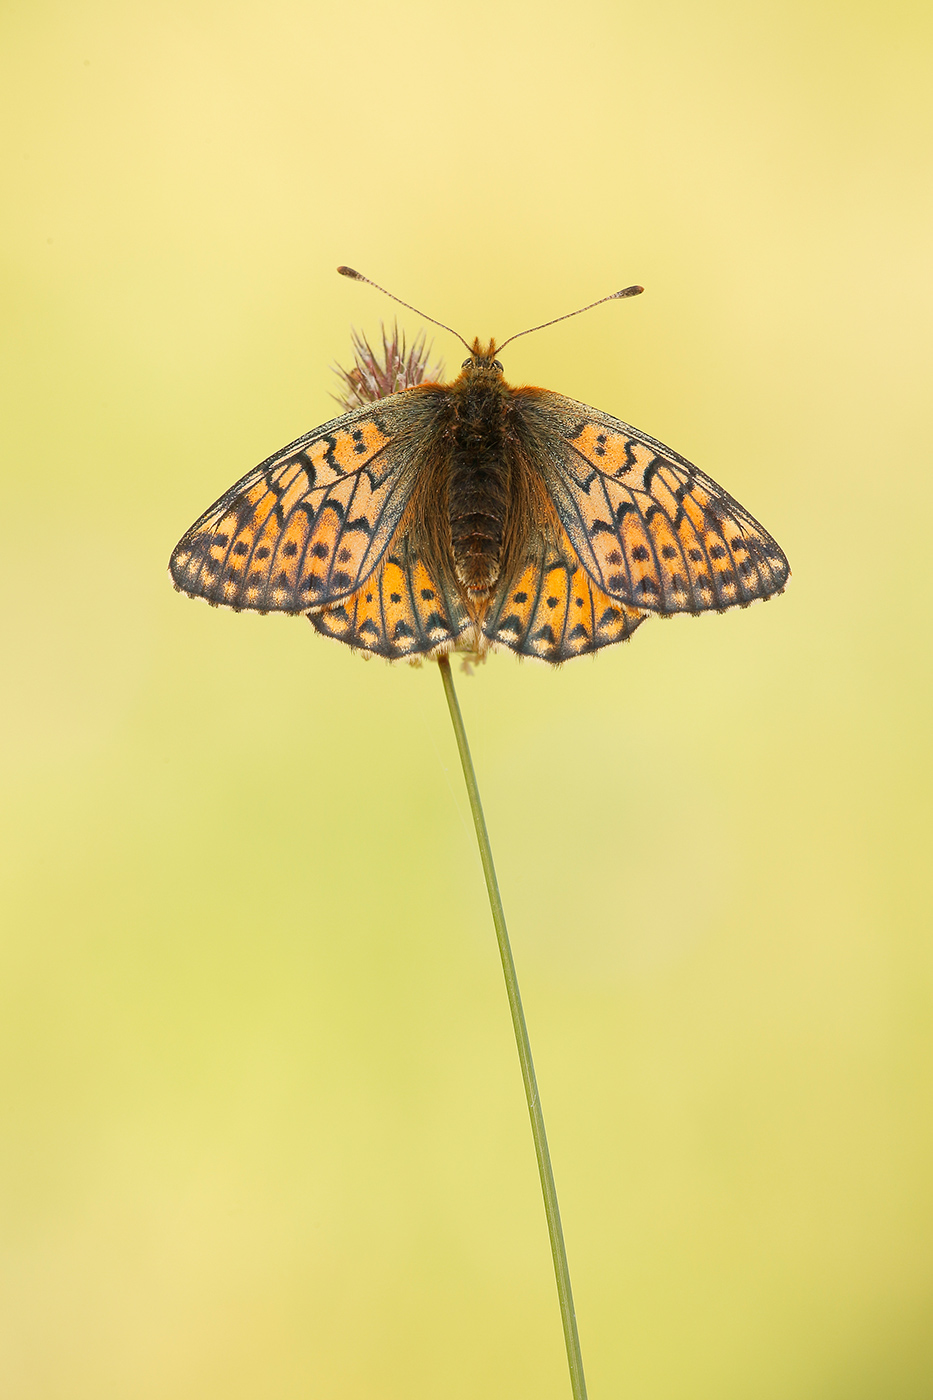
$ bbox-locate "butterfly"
[170,269,789,663]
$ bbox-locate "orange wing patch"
[523,396,790,614]
[311,544,471,659]
[170,405,422,613]
[484,529,646,661]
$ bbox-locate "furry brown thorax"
[446,338,513,598]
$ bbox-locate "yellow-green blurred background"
[2,1,931,1396]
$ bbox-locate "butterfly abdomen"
[448,376,513,596]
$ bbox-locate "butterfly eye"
[461,357,474,369]
[492,359,503,372]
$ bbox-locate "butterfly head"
[460,338,504,378]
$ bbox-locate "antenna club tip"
[337,265,362,280]
[614,285,644,298]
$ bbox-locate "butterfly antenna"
[496,284,644,352]
[337,266,473,353]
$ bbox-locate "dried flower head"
[332,321,444,410]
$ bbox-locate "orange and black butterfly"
[170,268,789,663]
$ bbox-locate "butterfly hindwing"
[484,524,646,661]
[311,540,472,659]
[170,391,443,613]
[519,392,790,613]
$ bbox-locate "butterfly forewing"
[520,393,790,614]
[170,393,443,613]
[484,524,647,661]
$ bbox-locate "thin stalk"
[437,654,588,1400]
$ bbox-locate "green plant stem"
[437,654,588,1400]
